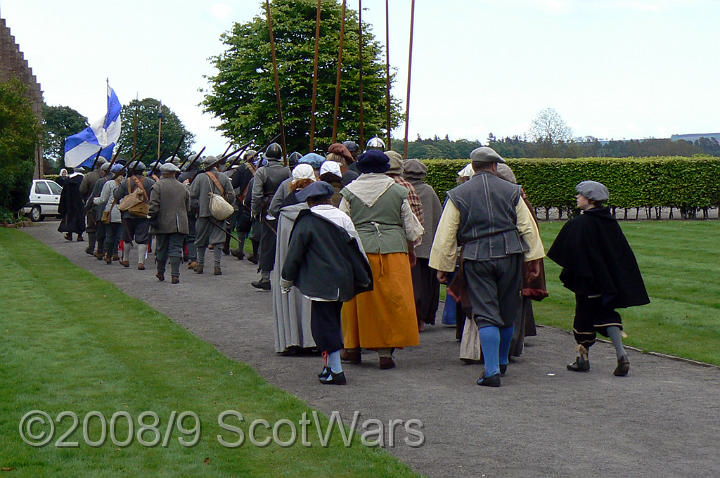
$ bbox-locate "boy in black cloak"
[280,181,373,385]
[547,181,649,376]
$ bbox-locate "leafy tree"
[529,107,572,143]
[117,98,195,163]
[42,104,88,168]
[0,79,40,219]
[202,0,402,154]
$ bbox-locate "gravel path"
[25,221,720,478]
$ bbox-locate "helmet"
[342,141,360,153]
[265,142,283,160]
[95,157,108,168]
[366,136,385,151]
[130,160,146,172]
[288,151,303,168]
[148,160,161,171]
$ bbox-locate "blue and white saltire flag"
[64,86,122,168]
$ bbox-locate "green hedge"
[423,156,720,211]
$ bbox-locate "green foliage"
[117,98,196,164]
[389,135,483,160]
[42,104,88,168]
[203,0,402,154]
[422,156,720,209]
[0,79,39,216]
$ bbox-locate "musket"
[118,141,151,177]
[151,134,184,179]
[90,147,103,170]
[107,142,124,169]
[179,143,205,170]
[223,139,256,167]
[221,142,233,159]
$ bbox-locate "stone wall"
[0,13,44,177]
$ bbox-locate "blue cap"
[299,152,325,170]
[110,163,124,173]
[295,181,336,202]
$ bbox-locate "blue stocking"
[499,326,515,366]
[478,325,500,377]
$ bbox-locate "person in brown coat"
[149,163,190,284]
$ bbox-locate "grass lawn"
[534,220,720,365]
[0,228,421,477]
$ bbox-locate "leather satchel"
[118,177,149,217]
[207,172,234,220]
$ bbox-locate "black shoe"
[251,279,271,290]
[500,364,508,376]
[567,356,590,372]
[247,255,258,265]
[85,247,93,255]
[614,356,630,376]
[318,366,331,378]
[477,373,501,387]
[319,371,346,385]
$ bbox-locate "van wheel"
[30,206,43,222]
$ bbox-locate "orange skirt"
[342,252,420,349]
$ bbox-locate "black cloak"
[547,207,649,309]
[282,209,373,302]
[57,175,86,234]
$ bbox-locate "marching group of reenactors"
[55,139,649,387]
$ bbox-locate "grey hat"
[470,146,505,164]
[95,157,108,166]
[343,141,360,153]
[495,163,517,184]
[576,180,609,202]
[385,150,404,174]
[402,159,427,179]
[244,149,258,161]
[201,155,217,166]
[100,162,112,172]
[160,162,181,174]
[129,160,146,172]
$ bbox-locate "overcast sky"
[2,0,718,155]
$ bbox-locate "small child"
[548,181,649,376]
[280,181,373,385]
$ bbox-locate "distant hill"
[671,133,720,142]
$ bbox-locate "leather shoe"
[194,264,204,274]
[77,235,84,242]
[614,356,630,376]
[340,348,361,364]
[500,364,508,376]
[156,272,165,281]
[379,357,396,370]
[188,261,198,270]
[477,373,501,387]
[105,254,112,265]
[138,263,145,270]
[171,276,179,284]
[214,266,222,275]
[251,279,271,290]
[85,247,93,255]
[231,248,244,260]
[318,367,331,379]
[319,371,346,385]
[247,255,258,265]
[119,260,130,268]
[567,356,590,372]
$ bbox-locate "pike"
[107,142,124,169]
[90,147,104,170]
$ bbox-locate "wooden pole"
[309,0,322,152]
[359,0,365,148]
[332,0,348,143]
[157,101,163,162]
[266,0,288,165]
[132,94,138,157]
[385,0,391,150]
[403,0,415,159]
